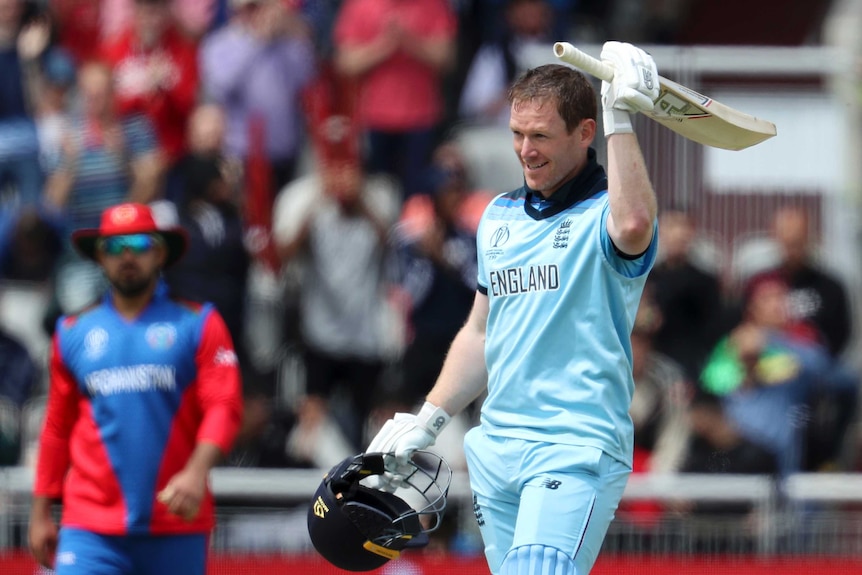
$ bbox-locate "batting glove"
[365,401,451,492]
[600,41,659,136]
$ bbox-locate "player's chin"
[522,164,551,190]
[111,275,153,297]
[523,173,549,193]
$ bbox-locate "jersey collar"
[524,147,608,220]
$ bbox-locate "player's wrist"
[416,401,451,438]
[603,108,633,136]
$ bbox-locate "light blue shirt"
[476,179,658,467]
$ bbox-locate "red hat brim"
[71,228,189,268]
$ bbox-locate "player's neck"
[111,286,157,319]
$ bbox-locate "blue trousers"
[54,528,207,575]
[463,427,630,575]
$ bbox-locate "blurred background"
[2,0,862,573]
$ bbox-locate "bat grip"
[553,42,614,83]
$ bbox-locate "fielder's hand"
[365,401,451,491]
[600,41,659,136]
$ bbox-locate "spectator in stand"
[200,0,316,198]
[616,288,691,528]
[161,103,243,221]
[34,46,78,175]
[51,0,222,63]
[388,142,483,413]
[755,206,852,357]
[49,0,103,64]
[700,273,858,477]
[100,0,199,189]
[629,288,692,475]
[369,138,490,484]
[44,61,162,315]
[458,0,554,127]
[746,206,855,471]
[649,207,725,383]
[0,208,62,282]
[674,389,779,521]
[0,0,53,209]
[0,324,39,465]
[299,0,341,58]
[681,389,778,476]
[0,9,79,178]
[162,155,250,352]
[272,118,400,457]
[333,0,457,198]
[101,0,222,42]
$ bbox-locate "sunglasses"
[98,234,161,256]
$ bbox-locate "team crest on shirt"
[84,327,109,360]
[553,219,572,249]
[145,323,177,350]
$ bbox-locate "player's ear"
[579,118,597,145]
[154,242,168,268]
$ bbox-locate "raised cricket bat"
[553,42,777,151]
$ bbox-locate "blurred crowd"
[0,0,859,549]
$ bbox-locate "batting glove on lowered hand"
[365,401,451,492]
[600,41,660,136]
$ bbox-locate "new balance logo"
[541,479,562,490]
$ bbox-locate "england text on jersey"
[489,264,560,297]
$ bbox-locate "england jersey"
[34,281,243,535]
[476,153,658,466]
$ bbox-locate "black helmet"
[307,451,452,571]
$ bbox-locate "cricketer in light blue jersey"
[476,156,657,467]
[366,45,661,575]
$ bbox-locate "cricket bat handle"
[553,42,614,83]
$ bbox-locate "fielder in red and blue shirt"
[29,203,243,575]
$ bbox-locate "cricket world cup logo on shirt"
[84,327,109,360]
[486,225,510,261]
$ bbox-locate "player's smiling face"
[510,97,591,198]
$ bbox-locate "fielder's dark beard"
[110,275,155,298]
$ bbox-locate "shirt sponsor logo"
[84,327,109,360]
[489,264,559,297]
[145,322,177,350]
[214,347,238,366]
[85,364,177,396]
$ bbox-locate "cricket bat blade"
[553,42,777,151]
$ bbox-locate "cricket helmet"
[307,451,452,571]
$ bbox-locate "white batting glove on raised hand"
[365,401,451,492]
[600,41,659,136]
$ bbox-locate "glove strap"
[417,401,451,438]
[603,108,633,137]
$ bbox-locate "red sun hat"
[71,203,188,268]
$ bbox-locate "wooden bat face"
[646,76,777,151]
[553,42,777,151]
